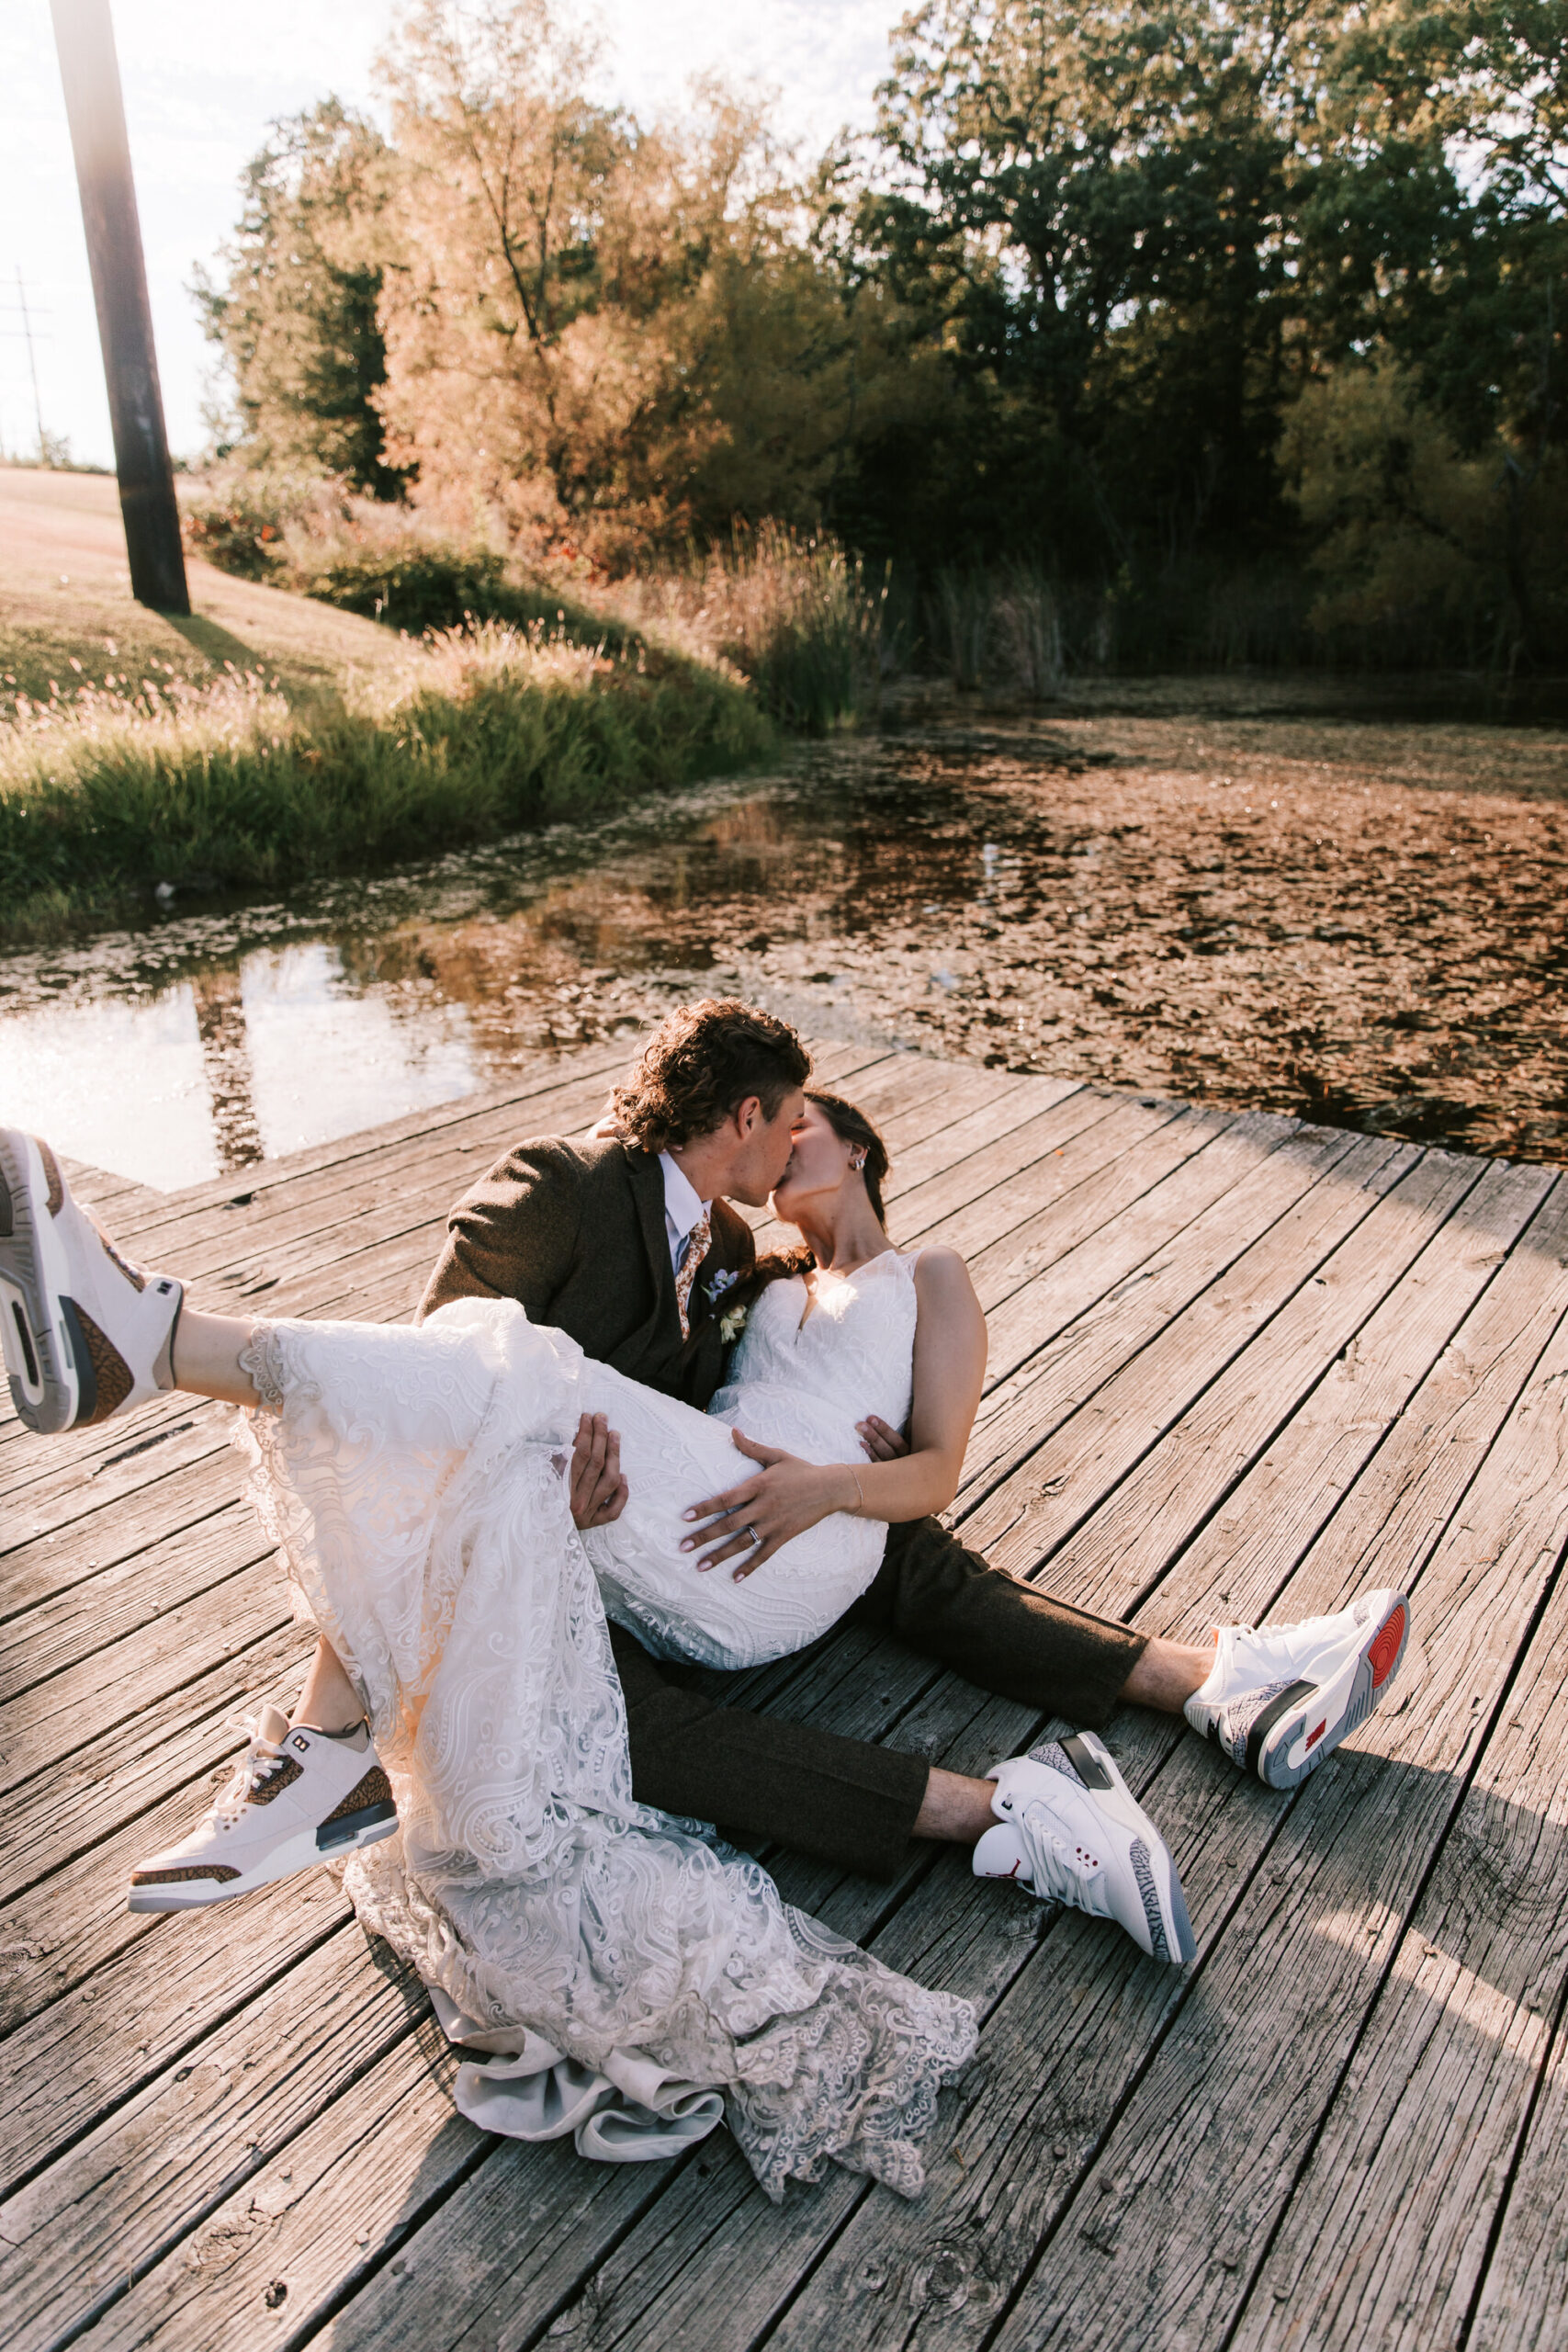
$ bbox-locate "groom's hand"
[570,1412,628,1528]
[857,1414,909,1462]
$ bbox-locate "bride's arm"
[683,1249,987,1578]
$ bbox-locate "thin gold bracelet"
[850,1468,865,1514]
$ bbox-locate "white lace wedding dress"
[238,1250,976,2199]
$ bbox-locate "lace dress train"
[237,1296,976,2199]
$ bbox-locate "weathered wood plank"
[963,1102,1239,1312]
[962,1135,1407,1572]
[0,1871,354,2204]
[959,1114,1327,1493]
[0,1491,258,1703]
[971,1295,1568,2352]
[1039,1143,1491,1621]
[0,1559,288,1805]
[6,1042,1568,2352]
[597,1171,1568,2352]
[0,1617,313,1911]
[1468,1973,1568,2350]
[70,2027,487,2352]
[1225,1553,1568,2349]
[1143,1160,1565,1642]
[0,1925,423,2352]
[896,1092,1180,1256]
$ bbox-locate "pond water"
[6,707,1566,1191]
[0,745,992,1190]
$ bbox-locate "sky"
[1,0,904,473]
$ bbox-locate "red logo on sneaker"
[1366,1607,1406,1690]
[1305,1719,1328,1748]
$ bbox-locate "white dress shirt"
[658,1151,712,1275]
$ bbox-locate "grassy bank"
[0,620,772,942]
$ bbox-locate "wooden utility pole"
[50,0,189,613]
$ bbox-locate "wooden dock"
[5,1039,1568,2352]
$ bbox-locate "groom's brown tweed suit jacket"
[420,1136,754,1408]
[419,1135,1145,1880]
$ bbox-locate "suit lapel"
[627,1148,679,1322]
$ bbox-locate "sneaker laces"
[212,1715,291,1825]
[1018,1803,1111,1918]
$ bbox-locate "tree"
[1292,0,1568,658]
[851,0,1318,571]
[195,98,402,494]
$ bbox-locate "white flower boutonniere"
[718,1301,749,1346]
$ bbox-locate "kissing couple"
[0,1001,1408,2200]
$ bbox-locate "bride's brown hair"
[734,1091,893,1303]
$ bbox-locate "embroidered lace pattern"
[233,1283,974,2199]
[583,1251,919,1669]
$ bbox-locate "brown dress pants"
[612,1515,1146,1881]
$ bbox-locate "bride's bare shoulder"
[908,1245,976,1294]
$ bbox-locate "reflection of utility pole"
[190,967,265,1171]
[50,0,189,612]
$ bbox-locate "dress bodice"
[705,1251,919,1464]
[580,1250,923,1671]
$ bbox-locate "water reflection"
[6,718,1563,1188]
[0,754,962,1191]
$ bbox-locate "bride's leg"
[170,1306,263,1406]
[292,1636,365,1734]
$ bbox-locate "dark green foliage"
[192,1,1568,674]
[297,544,643,660]
[193,99,404,496]
[836,0,1568,667]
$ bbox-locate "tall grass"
[0,622,772,940]
[604,525,894,734]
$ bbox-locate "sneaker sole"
[1064,1732,1198,1964]
[1251,1595,1410,1791]
[0,1129,79,1434]
[126,1805,398,1912]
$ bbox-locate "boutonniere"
[703,1267,748,1344]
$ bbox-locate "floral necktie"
[673,1209,713,1341]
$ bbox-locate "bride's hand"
[681,1430,859,1579]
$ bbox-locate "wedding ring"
[744,1524,761,1546]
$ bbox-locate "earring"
[852,1154,866,1171]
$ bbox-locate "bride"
[0,1096,1179,2199]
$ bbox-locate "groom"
[130,998,1409,1928]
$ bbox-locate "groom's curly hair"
[611,1000,812,1152]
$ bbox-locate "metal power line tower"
[50,0,189,612]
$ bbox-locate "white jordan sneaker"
[1185,1589,1410,1789]
[973,1730,1196,1964]
[0,1127,182,1432]
[128,1707,398,1911]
